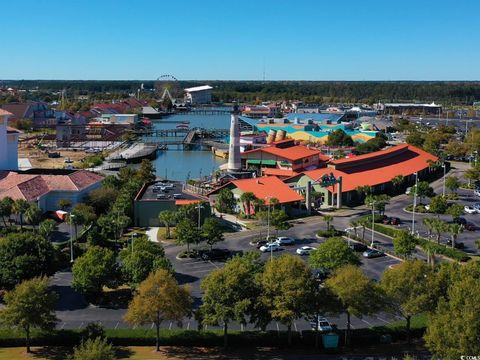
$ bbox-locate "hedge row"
[0,320,426,349]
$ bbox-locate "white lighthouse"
[227,104,241,173]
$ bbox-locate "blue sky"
[1,0,479,80]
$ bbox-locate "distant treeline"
[1,80,480,105]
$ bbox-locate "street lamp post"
[442,163,446,197]
[411,172,418,235]
[197,203,205,230]
[131,232,137,253]
[69,214,76,263]
[265,196,273,261]
[371,200,375,248]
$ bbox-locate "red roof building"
[286,144,439,207]
[0,170,104,211]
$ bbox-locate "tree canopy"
[309,237,360,271]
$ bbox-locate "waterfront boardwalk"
[107,143,158,161]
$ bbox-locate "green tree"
[309,237,360,271]
[322,215,333,231]
[445,175,460,194]
[176,218,200,253]
[215,188,236,214]
[57,198,72,211]
[239,192,257,218]
[25,204,42,230]
[257,254,314,346]
[365,194,390,216]
[431,218,447,244]
[424,273,480,359]
[428,195,447,216]
[0,232,57,289]
[391,175,405,193]
[412,181,435,204]
[201,217,224,251]
[201,253,262,347]
[120,236,171,286]
[12,199,30,228]
[446,223,463,248]
[71,203,97,226]
[71,337,115,360]
[326,129,354,146]
[355,185,372,202]
[325,265,383,346]
[381,261,435,344]
[38,219,57,241]
[72,246,119,300]
[136,159,156,184]
[446,203,464,221]
[392,230,418,258]
[0,197,14,228]
[406,131,424,147]
[0,277,57,353]
[271,209,291,233]
[124,269,192,352]
[464,167,480,187]
[87,187,118,214]
[158,210,177,239]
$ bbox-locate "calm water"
[151,111,230,180]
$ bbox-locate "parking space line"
[115,322,119,329]
[209,261,220,269]
[241,324,244,332]
[375,316,391,324]
[78,322,84,329]
[60,323,66,330]
[169,322,172,330]
[187,322,190,330]
[294,322,299,332]
[276,322,280,334]
[151,322,154,329]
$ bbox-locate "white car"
[464,205,478,214]
[296,246,316,255]
[310,317,334,332]
[405,187,412,195]
[259,243,281,253]
[275,236,295,245]
[475,189,480,197]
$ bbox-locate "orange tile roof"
[303,145,438,193]
[331,144,410,166]
[0,109,13,116]
[231,176,303,204]
[262,168,299,177]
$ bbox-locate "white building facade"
[184,85,213,104]
[0,110,19,171]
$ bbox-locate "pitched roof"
[0,109,13,116]
[1,103,31,118]
[262,168,299,177]
[175,199,201,206]
[231,176,303,204]
[0,170,104,202]
[302,144,437,192]
[243,145,323,162]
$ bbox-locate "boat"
[176,123,190,129]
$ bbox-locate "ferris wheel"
[155,74,180,102]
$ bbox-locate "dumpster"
[322,333,339,349]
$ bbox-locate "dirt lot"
[18,145,88,169]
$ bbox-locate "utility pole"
[411,172,418,235]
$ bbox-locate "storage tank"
[275,129,287,142]
[266,129,277,144]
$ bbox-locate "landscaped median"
[360,216,471,262]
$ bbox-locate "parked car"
[446,240,465,249]
[254,240,268,249]
[362,249,385,258]
[296,246,316,255]
[474,203,480,211]
[310,317,333,332]
[173,193,184,199]
[312,268,331,282]
[275,236,295,245]
[464,206,478,214]
[259,243,281,253]
[474,189,480,197]
[405,187,412,195]
[199,249,232,261]
[349,242,368,252]
[464,223,476,231]
[454,217,467,225]
[382,217,401,225]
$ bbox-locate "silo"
[266,129,277,144]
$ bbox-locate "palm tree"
[422,241,437,268]
[431,218,447,244]
[422,218,435,237]
[158,210,177,239]
[13,199,30,229]
[239,192,257,218]
[0,197,14,228]
[391,175,404,193]
[39,219,57,241]
[252,198,265,213]
[25,204,43,231]
[447,223,463,248]
[358,218,368,240]
[323,215,333,231]
[57,199,72,211]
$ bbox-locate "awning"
[247,159,277,166]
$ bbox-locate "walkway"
[146,227,159,242]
